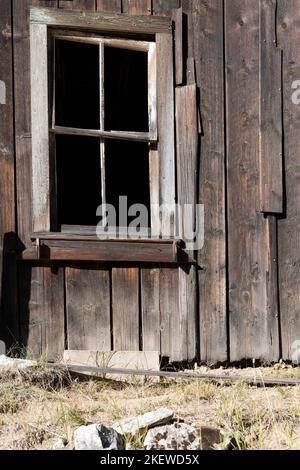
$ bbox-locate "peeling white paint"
[0,80,6,105]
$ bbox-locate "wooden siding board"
[153,0,180,15]
[184,0,227,362]
[0,0,18,348]
[96,1,121,13]
[225,0,279,361]
[14,1,65,359]
[122,0,152,15]
[30,6,172,34]
[277,0,300,361]
[19,265,65,360]
[141,269,160,352]
[112,268,139,350]
[66,266,111,351]
[259,0,283,214]
[176,84,198,361]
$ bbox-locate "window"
[52,36,155,230]
[30,7,175,244]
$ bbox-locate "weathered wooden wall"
[0,0,299,363]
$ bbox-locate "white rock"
[74,424,124,451]
[113,408,174,437]
[0,355,37,370]
[53,438,68,450]
[144,423,200,450]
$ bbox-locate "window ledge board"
[19,234,186,264]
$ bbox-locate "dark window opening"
[53,38,153,230]
[104,47,149,132]
[55,40,100,129]
[105,140,150,228]
[56,135,101,226]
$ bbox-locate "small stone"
[53,438,68,450]
[144,423,200,450]
[113,408,174,438]
[74,424,124,451]
[200,426,221,450]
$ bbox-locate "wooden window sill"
[18,233,189,264]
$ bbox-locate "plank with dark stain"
[66,266,111,351]
[0,0,18,349]
[225,0,279,361]
[277,0,300,361]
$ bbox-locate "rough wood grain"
[176,84,198,361]
[19,266,65,361]
[277,0,300,361]
[0,0,18,348]
[96,0,121,12]
[259,0,283,214]
[30,22,50,233]
[21,240,178,263]
[122,0,152,15]
[15,1,65,360]
[30,6,172,34]
[66,266,111,351]
[153,0,180,15]
[184,0,227,362]
[159,268,180,361]
[141,269,160,351]
[173,7,183,86]
[59,0,95,9]
[225,0,279,361]
[112,268,139,350]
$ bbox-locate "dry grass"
[0,364,300,450]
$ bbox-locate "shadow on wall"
[0,232,27,355]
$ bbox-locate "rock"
[113,408,174,438]
[199,426,222,450]
[0,355,37,370]
[53,438,68,450]
[74,424,124,451]
[144,423,200,450]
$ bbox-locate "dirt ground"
[1,363,300,450]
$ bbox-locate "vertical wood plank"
[122,0,152,15]
[160,268,180,361]
[96,0,121,12]
[141,269,160,351]
[14,1,65,360]
[176,84,198,361]
[259,0,283,214]
[66,266,111,350]
[153,1,182,362]
[59,0,95,9]
[0,0,18,349]
[30,22,50,233]
[156,32,176,237]
[277,0,300,361]
[112,268,139,350]
[19,266,65,361]
[225,0,279,361]
[153,0,180,15]
[184,0,227,362]
[173,7,183,86]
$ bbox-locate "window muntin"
[52,35,157,230]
